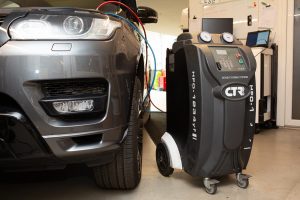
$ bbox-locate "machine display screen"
[209,47,248,72]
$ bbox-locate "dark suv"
[0,0,157,189]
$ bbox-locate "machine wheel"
[156,143,174,177]
[237,178,249,189]
[203,178,219,195]
[93,78,143,190]
[236,173,250,189]
[205,184,217,195]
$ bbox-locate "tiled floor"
[0,128,300,200]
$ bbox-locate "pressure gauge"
[200,31,212,43]
[222,32,234,43]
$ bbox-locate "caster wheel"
[205,184,217,195]
[203,178,219,195]
[236,173,250,189]
[156,143,174,177]
[237,178,249,189]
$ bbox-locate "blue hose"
[105,13,157,100]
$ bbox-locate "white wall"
[137,0,188,35]
[189,0,288,126]
[189,0,281,39]
[147,31,176,70]
[190,0,259,39]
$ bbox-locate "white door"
[285,0,300,126]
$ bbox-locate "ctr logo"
[220,84,250,100]
[225,86,246,97]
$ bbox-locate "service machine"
[156,32,256,194]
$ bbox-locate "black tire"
[156,143,174,177]
[93,78,143,190]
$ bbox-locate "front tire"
[93,78,143,190]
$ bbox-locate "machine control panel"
[209,47,248,72]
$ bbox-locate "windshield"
[0,0,137,10]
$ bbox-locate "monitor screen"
[246,30,270,47]
[202,18,233,34]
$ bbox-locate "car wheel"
[93,78,143,190]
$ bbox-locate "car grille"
[41,79,109,98]
[0,15,7,26]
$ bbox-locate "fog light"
[53,100,94,113]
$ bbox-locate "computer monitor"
[202,18,233,34]
[246,30,271,47]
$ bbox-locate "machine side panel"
[166,49,190,151]
[240,78,256,168]
[180,46,205,173]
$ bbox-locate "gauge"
[200,31,212,43]
[222,32,234,43]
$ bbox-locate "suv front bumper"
[0,32,141,170]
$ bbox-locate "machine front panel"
[209,47,248,72]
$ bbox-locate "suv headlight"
[9,14,121,40]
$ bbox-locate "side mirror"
[137,6,158,24]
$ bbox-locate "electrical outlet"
[248,15,252,26]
